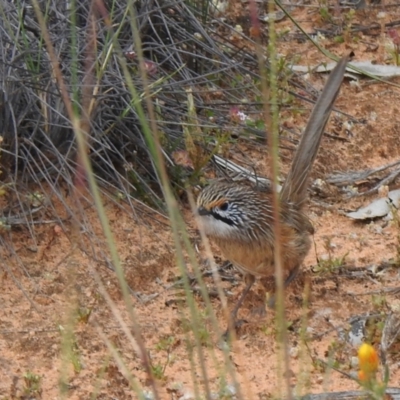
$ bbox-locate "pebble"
[179,391,195,400]
[143,391,155,400]
[289,346,299,359]
[351,356,359,368]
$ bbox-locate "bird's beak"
[197,206,211,216]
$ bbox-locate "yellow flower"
[358,343,379,374]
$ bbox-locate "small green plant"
[372,294,387,309]
[77,306,92,324]
[261,325,274,336]
[70,340,83,374]
[150,362,166,380]
[315,254,347,273]
[23,371,42,397]
[363,315,385,348]
[275,55,297,106]
[0,217,11,233]
[114,190,127,201]
[179,313,212,347]
[315,238,347,274]
[155,335,175,352]
[197,323,212,347]
[151,335,176,380]
[312,358,325,373]
[26,191,45,207]
[60,327,83,375]
[343,9,356,43]
[217,378,236,399]
[334,35,344,44]
[318,3,332,23]
[276,28,291,40]
[387,29,400,66]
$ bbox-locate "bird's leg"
[224,274,255,338]
[231,274,255,321]
[267,265,300,309]
[284,265,300,286]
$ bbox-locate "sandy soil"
[2,3,400,399]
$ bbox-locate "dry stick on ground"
[357,286,400,296]
[301,388,400,400]
[381,313,400,366]
[326,159,400,196]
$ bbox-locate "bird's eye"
[219,202,229,211]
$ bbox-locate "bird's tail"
[280,55,349,206]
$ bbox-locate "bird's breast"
[213,237,275,277]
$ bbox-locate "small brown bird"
[197,55,349,325]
